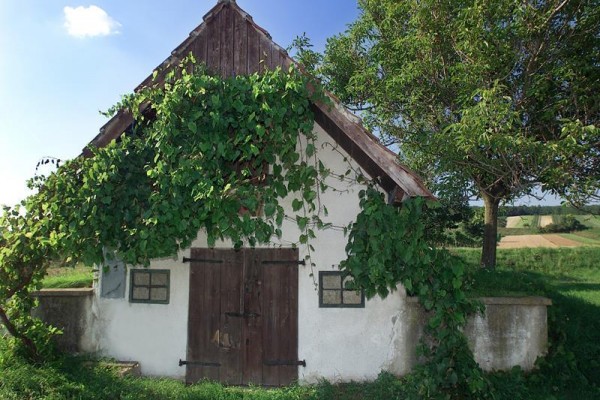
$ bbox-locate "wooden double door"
[186,248,299,386]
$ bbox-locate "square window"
[130,269,170,304]
[318,271,364,308]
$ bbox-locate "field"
[504,215,541,228]
[499,214,600,248]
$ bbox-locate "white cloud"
[63,5,121,38]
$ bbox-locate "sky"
[0,0,360,207]
[0,1,563,208]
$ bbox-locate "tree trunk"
[0,306,40,361]
[481,193,500,270]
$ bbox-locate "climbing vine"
[1,59,328,358]
[341,187,489,399]
[3,56,488,398]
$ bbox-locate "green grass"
[559,232,600,246]
[41,266,93,289]
[568,228,600,242]
[574,215,600,228]
[0,346,318,400]
[498,227,539,236]
[455,247,600,397]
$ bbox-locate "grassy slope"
[42,266,93,289]
[574,215,600,228]
[455,247,600,398]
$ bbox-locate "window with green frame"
[319,271,365,308]
[129,269,170,304]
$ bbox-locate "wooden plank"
[280,248,299,385]
[206,10,221,74]
[194,29,208,67]
[186,248,221,383]
[218,250,243,384]
[275,48,288,71]
[246,22,260,74]
[258,34,272,73]
[220,5,234,77]
[241,249,263,385]
[260,248,299,386]
[269,44,279,71]
[233,10,248,76]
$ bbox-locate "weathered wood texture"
[84,1,433,200]
[187,247,299,386]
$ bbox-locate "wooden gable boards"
[84,0,433,201]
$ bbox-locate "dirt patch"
[498,234,583,249]
[543,234,581,247]
[505,216,522,228]
[538,215,554,228]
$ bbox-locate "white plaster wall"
[91,255,190,377]
[87,123,551,381]
[89,122,416,381]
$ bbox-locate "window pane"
[132,287,149,300]
[151,272,168,286]
[343,290,362,305]
[342,276,356,289]
[134,272,150,286]
[322,274,341,289]
[322,289,342,305]
[150,288,168,302]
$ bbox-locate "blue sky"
[0,1,563,208]
[0,0,359,207]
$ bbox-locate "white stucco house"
[71,0,549,386]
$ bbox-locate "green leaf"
[188,121,197,134]
[292,198,303,212]
[264,202,276,217]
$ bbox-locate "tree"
[321,0,600,268]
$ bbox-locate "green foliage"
[341,187,488,399]
[0,60,326,359]
[538,215,588,233]
[322,0,600,267]
[0,339,317,400]
[427,205,483,248]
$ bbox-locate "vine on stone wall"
[341,187,489,398]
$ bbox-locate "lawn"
[2,247,599,399]
[457,246,600,398]
[41,265,93,289]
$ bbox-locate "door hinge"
[263,359,306,367]
[182,257,223,264]
[261,260,306,265]
[179,359,221,367]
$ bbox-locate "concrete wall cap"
[405,296,552,306]
[32,288,94,297]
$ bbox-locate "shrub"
[538,215,587,233]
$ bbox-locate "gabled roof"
[84,0,433,201]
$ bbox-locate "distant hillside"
[472,204,600,217]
